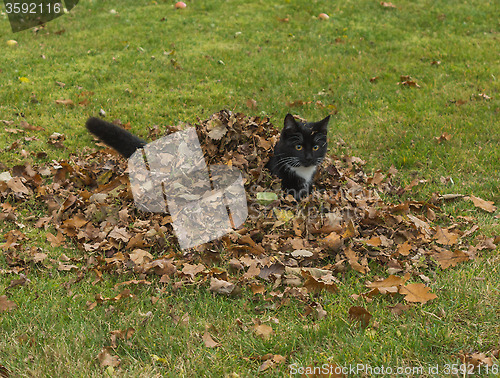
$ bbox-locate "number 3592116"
[5,3,62,14]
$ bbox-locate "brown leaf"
[210,277,237,295]
[366,274,410,294]
[207,125,227,140]
[246,98,258,109]
[466,195,497,213]
[388,303,411,316]
[302,270,339,293]
[253,323,273,340]
[0,295,17,312]
[55,98,74,106]
[322,232,343,252]
[202,330,221,348]
[380,1,396,8]
[399,283,437,303]
[181,263,205,279]
[396,240,413,256]
[46,231,65,247]
[97,347,120,367]
[348,306,372,327]
[258,354,286,372]
[345,246,369,274]
[7,178,31,195]
[108,227,131,243]
[434,249,469,269]
[129,249,154,265]
[434,132,452,143]
[242,261,261,280]
[434,226,460,245]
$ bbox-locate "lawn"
[0,0,499,376]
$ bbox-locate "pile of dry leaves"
[1,110,498,316]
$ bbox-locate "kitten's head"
[278,114,330,167]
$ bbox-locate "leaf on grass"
[388,303,411,316]
[55,99,74,106]
[399,283,437,303]
[97,347,120,367]
[181,263,206,279]
[465,195,497,213]
[0,363,10,378]
[366,274,410,294]
[348,306,372,327]
[46,231,65,247]
[380,1,397,8]
[202,330,221,348]
[302,270,339,293]
[345,246,369,274]
[210,277,238,296]
[434,249,469,269]
[0,295,17,312]
[253,323,273,340]
[434,132,452,143]
[258,354,286,372]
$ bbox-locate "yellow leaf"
[19,77,30,83]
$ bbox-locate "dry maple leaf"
[399,283,437,303]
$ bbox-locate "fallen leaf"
[380,1,396,8]
[210,277,238,295]
[55,99,74,106]
[465,195,497,213]
[348,306,372,327]
[399,283,437,303]
[97,347,120,367]
[434,249,470,269]
[253,323,273,340]
[0,295,17,312]
[202,330,221,348]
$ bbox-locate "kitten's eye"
[313,145,319,151]
[295,144,303,151]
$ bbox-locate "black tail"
[85,117,147,158]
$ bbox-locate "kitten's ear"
[283,113,298,132]
[313,115,330,134]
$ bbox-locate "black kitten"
[266,114,330,200]
[85,117,146,158]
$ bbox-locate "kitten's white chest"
[290,165,317,183]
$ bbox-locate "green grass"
[1,0,499,376]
